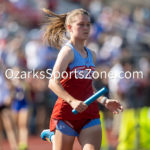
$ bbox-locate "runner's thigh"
[53,129,75,150]
[78,125,102,150]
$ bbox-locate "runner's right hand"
[69,100,88,113]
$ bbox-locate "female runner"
[42,8,123,150]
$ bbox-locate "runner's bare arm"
[48,46,75,104]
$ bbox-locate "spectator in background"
[11,67,29,150]
[0,70,18,150]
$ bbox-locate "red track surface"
[2,136,81,150]
[2,130,118,150]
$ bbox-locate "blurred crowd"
[0,0,150,150]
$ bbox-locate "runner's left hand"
[105,99,123,114]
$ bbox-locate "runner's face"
[69,14,91,40]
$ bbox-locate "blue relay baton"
[72,87,107,115]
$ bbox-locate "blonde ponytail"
[42,8,67,49]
